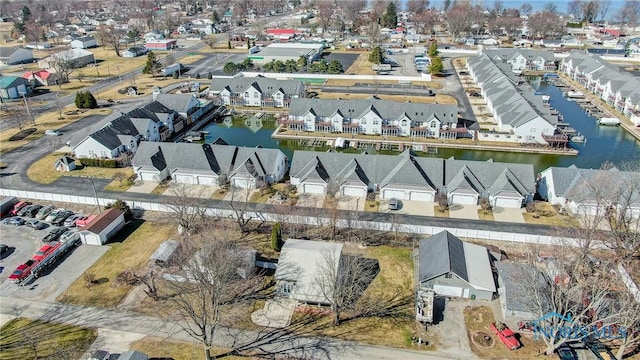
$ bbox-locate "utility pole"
[20,92,34,125]
[88,176,101,212]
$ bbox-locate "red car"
[491,322,521,350]
[8,260,38,283]
[32,243,61,262]
[10,201,31,216]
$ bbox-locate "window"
[445,273,452,279]
[401,120,407,126]
[244,92,249,97]
[430,121,437,128]
[254,93,258,98]
[373,120,378,125]
[281,283,292,294]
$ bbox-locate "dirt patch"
[8,128,37,141]
[471,330,494,348]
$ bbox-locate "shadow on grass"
[8,128,37,141]
[104,219,145,245]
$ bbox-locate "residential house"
[284,97,465,138]
[122,46,148,58]
[143,31,165,42]
[561,35,581,47]
[467,54,558,144]
[55,156,76,172]
[289,150,535,207]
[25,42,52,50]
[153,93,200,121]
[482,49,556,73]
[208,76,305,108]
[38,49,95,70]
[0,47,34,66]
[417,231,496,300]
[131,142,288,188]
[79,208,125,246]
[73,101,178,159]
[537,166,640,218]
[70,35,98,49]
[0,76,30,99]
[495,262,548,320]
[23,69,61,87]
[62,33,82,43]
[275,239,343,305]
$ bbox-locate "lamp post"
[19,92,34,125]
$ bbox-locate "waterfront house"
[131,142,288,188]
[537,166,640,219]
[289,150,535,208]
[417,231,495,300]
[275,239,343,305]
[208,76,305,108]
[467,55,558,144]
[0,47,34,66]
[482,49,556,73]
[284,97,464,139]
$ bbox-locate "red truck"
[32,243,62,262]
[491,322,522,350]
[8,260,39,284]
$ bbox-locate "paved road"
[1,296,465,360]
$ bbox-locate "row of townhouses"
[482,49,557,74]
[283,97,472,139]
[560,51,640,126]
[208,75,305,108]
[72,94,203,159]
[467,54,559,144]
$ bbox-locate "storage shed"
[149,239,180,266]
[79,208,125,245]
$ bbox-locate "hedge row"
[80,158,119,168]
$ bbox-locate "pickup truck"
[9,259,38,283]
[490,322,521,350]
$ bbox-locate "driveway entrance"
[251,298,296,328]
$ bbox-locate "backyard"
[27,152,134,185]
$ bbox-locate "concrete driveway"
[250,298,296,328]
[126,181,159,194]
[378,199,436,217]
[337,196,365,211]
[165,184,218,198]
[223,187,255,202]
[80,328,146,359]
[296,193,325,208]
[449,205,480,220]
[492,207,525,223]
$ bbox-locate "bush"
[75,91,98,109]
[271,222,283,251]
[105,199,134,221]
[80,158,119,168]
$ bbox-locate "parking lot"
[0,219,108,302]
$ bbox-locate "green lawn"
[0,318,97,360]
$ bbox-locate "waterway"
[202,80,639,174]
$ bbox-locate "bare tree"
[611,280,640,359]
[567,0,583,19]
[414,9,439,35]
[445,3,472,39]
[229,181,258,235]
[45,52,78,85]
[160,235,262,360]
[4,106,29,134]
[406,0,428,14]
[337,0,366,30]
[616,0,640,33]
[316,0,333,32]
[133,268,159,300]
[163,182,210,234]
[316,249,379,325]
[582,0,601,22]
[599,0,612,21]
[520,3,533,16]
[527,10,565,38]
[97,24,124,57]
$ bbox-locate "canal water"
[203,80,639,174]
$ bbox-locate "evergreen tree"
[142,51,161,75]
[223,62,237,74]
[105,199,133,221]
[21,5,31,22]
[382,2,398,28]
[207,71,213,79]
[327,59,343,74]
[429,56,444,75]
[297,55,308,70]
[195,72,201,79]
[368,46,385,64]
[428,41,439,57]
[212,10,220,23]
[271,222,283,251]
[74,92,84,108]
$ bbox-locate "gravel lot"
[0,219,109,302]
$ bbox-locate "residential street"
[0,296,472,360]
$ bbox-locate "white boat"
[566,91,585,98]
[570,133,585,143]
[598,117,621,126]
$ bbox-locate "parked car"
[3,217,25,226]
[60,230,79,243]
[36,205,55,220]
[388,198,400,210]
[490,322,521,350]
[10,201,32,216]
[45,129,62,136]
[0,244,8,254]
[459,71,469,75]
[42,227,68,242]
[426,89,435,96]
[26,219,47,230]
[45,208,66,223]
[556,343,578,360]
[21,204,43,218]
[51,210,74,226]
[64,214,84,227]
[16,203,37,217]
[9,260,37,283]
[32,243,59,262]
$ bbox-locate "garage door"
[138,171,159,182]
[232,177,254,188]
[174,174,196,184]
[342,186,366,197]
[381,188,407,200]
[433,284,463,297]
[451,193,477,205]
[494,197,522,209]
[410,191,434,202]
[302,183,325,194]
[197,175,217,186]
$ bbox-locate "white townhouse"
[284,97,467,139]
[208,76,305,108]
[467,55,558,144]
[482,49,557,73]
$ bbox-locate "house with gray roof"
[495,262,548,320]
[131,142,287,188]
[209,75,304,108]
[467,54,558,144]
[289,150,534,207]
[537,165,640,218]
[284,97,466,139]
[482,49,556,73]
[417,231,495,300]
[153,93,200,120]
[0,47,34,66]
[275,239,343,305]
[73,101,178,159]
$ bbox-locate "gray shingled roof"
[483,48,555,63]
[209,76,304,96]
[545,166,640,204]
[418,231,468,282]
[0,47,31,58]
[444,159,535,195]
[154,93,197,113]
[495,262,549,314]
[289,97,458,124]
